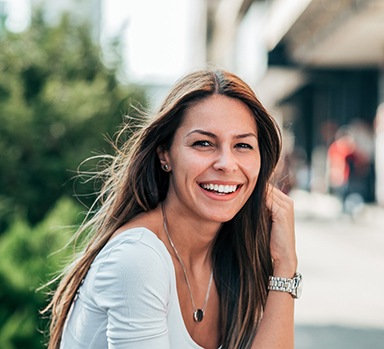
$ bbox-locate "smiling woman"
[157,94,261,224]
[44,69,300,349]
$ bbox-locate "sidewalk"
[291,189,384,229]
[290,190,384,349]
[295,324,384,349]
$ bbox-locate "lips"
[199,183,239,194]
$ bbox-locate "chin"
[202,209,239,224]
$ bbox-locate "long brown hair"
[44,69,281,349]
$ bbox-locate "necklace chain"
[161,203,214,323]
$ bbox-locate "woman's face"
[160,94,261,224]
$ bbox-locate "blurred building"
[208,0,384,204]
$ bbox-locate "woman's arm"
[251,185,298,349]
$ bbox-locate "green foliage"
[0,197,83,349]
[0,12,147,228]
[0,10,148,348]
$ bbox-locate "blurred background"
[0,0,383,348]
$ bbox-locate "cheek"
[244,154,261,173]
[168,151,204,185]
[170,147,210,170]
[244,158,261,185]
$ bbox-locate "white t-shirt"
[60,227,216,349]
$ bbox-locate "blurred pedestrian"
[327,122,374,213]
[43,69,301,349]
[327,127,356,201]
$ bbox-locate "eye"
[192,140,213,148]
[235,143,254,150]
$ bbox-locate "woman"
[45,69,300,349]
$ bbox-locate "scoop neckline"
[114,227,221,349]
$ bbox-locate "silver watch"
[268,272,303,299]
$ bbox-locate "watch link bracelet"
[268,272,303,299]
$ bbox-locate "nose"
[213,147,238,173]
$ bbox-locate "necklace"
[161,203,214,323]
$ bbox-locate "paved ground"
[291,190,384,349]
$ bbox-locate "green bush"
[0,10,148,348]
[0,197,83,349]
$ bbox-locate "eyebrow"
[186,129,258,140]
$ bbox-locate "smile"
[200,183,239,194]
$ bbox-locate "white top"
[60,227,217,349]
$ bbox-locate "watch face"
[294,273,303,299]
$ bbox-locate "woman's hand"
[266,184,297,277]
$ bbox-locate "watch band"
[268,272,302,299]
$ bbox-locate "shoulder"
[97,227,171,276]
[88,227,173,308]
[76,228,175,345]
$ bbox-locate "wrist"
[268,272,303,299]
[272,259,298,278]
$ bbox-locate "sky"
[101,0,191,83]
[4,0,191,84]
[3,0,30,32]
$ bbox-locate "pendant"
[193,309,204,322]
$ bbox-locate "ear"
[156,145,171,170]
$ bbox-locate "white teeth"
[201,183,238,193]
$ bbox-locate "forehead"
[179,95,257,134]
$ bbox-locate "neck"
[159,202,220,271]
